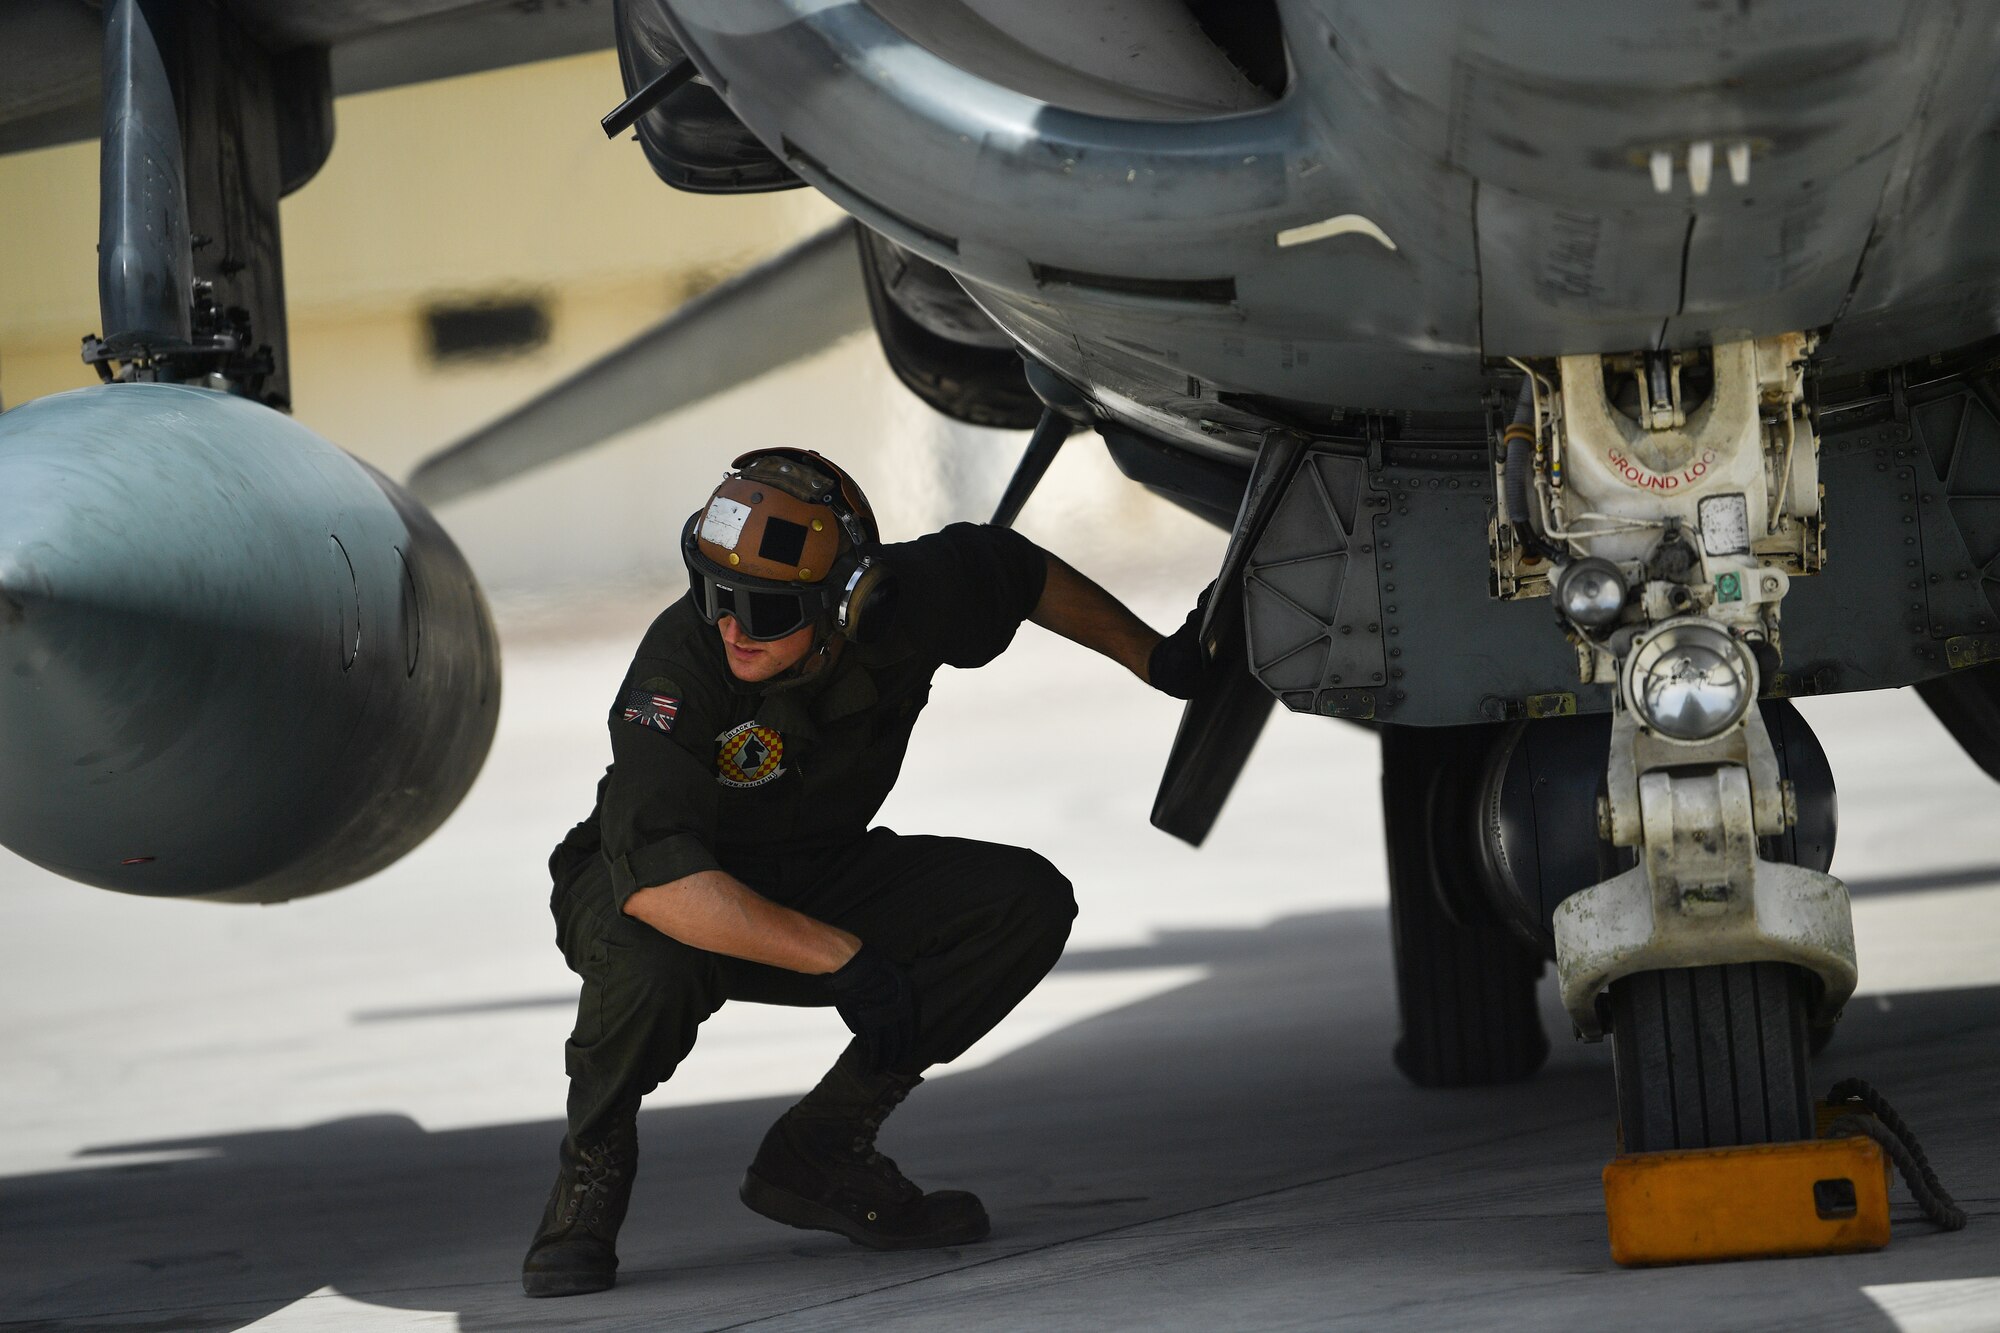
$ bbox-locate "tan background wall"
[0,51,1220,598]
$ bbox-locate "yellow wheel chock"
[1604,1134,1891,1266]
[1602,1081,1965,1267]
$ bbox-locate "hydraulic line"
[1504,430,1534,529]
[1769,402,1798,533]
[1500,373,1559,561]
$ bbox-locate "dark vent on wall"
[424,295,552,364]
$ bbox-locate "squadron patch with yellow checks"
[714,720,785,788]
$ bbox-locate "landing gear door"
[1149,431,1308,845]
[615,0,803,194]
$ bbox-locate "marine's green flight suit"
[549,523,1077,1152]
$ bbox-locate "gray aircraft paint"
[0,384,500,901]
[657,1,1987,455]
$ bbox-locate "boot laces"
[847,1084,918,1198]
[561,1142,628,1228]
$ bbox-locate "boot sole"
[739,1171,990,1250]
[521,1270,616,1298]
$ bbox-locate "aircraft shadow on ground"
[4,906,1997,1332]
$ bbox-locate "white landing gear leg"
[1494,336,1857,1085]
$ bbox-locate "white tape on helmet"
[699,495,752,551]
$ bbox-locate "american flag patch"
[622,688,680,734]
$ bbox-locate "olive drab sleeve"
[885,522,1048,669]
[596,663,723,908]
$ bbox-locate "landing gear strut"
[1490,336,1857,1145]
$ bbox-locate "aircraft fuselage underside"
[645,0,2000,721]
[657,0,2000,446]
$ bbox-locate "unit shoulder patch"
[622,685,681,734]
[715,720,785,788]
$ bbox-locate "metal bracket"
[1554,762,1856,1038]
[1603,703,1788,848]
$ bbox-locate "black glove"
[825,945,918,1073]
[1146,581,1215,700]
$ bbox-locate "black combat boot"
[740,1055,990,1250]
[521,1130,637,1297]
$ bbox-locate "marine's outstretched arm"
[1029,553,1204,698]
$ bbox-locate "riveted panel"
[1243,452,1387,715]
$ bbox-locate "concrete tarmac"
[3,589,1998,1332]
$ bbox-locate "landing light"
[1623,619,1756,742]
[1556,558,1629,629]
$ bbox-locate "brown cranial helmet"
[682,449,893,642]
[692,448,876,581]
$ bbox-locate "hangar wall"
[0,50,1221,602]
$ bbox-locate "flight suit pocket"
[567,939,611,1054]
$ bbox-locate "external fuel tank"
[0,382,500,902]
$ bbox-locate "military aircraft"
[5,0,2000,1157]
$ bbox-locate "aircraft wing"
[406,220,869,506]
[0,0,615,156]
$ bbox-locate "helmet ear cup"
[836,556,898,645]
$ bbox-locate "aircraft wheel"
[1610,962,1815,1152]
[1382,726,1550,1088]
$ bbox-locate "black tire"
[1610,962,1815,1152]
[1382,726,1550,1087]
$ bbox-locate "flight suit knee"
[563,909,727,1144]
[895,842,1076,1069]
[990,845,1078,945]
[958,844,1076,993]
